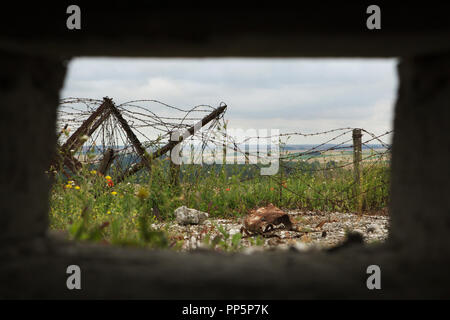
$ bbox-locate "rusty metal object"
[241,203,294,236]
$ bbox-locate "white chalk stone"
[175,206,209,225]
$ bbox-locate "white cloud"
[61,58,398,144]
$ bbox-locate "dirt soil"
[154,210,390,252]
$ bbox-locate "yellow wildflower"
[135,187,150,200]
[74,186,80,190]
[65,184,72,189]
[107,210,111,215]
[111,191,117,196]
[105,176,112,180]
[90,170,97,174]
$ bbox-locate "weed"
[49,156,389,251]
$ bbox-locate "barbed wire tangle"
[55,97,392,212]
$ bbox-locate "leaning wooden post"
[116,104,227,183]
[51,99,111,174]
[98,148,115,176]
[60,99,110,154]
[352,128,363,213]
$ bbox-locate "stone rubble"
[174,206,209,225]
[155,209,389,252]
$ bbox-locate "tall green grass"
[49,157,389,247]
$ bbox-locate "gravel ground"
[153,210,390,252]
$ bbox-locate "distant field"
[283,148,390,164]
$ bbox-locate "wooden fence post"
[352,128,362,213]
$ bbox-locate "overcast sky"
[61,58,398,144]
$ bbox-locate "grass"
[48,155,390,250]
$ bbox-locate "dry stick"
[116,104,227,184]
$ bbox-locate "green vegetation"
[49,155,390,250]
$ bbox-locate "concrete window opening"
[50,58,396,252]
[1,4,450,299]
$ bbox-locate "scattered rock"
[366,223,379,233]
[156,209,389,252]
[174,206,209,225]
[189,235,198,249]
[228,227,241,236]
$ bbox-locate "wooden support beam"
[61,99,110,153]
[51,98,112,174]
[98,148,115,176]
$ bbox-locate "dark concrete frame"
[0,5,449,298]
